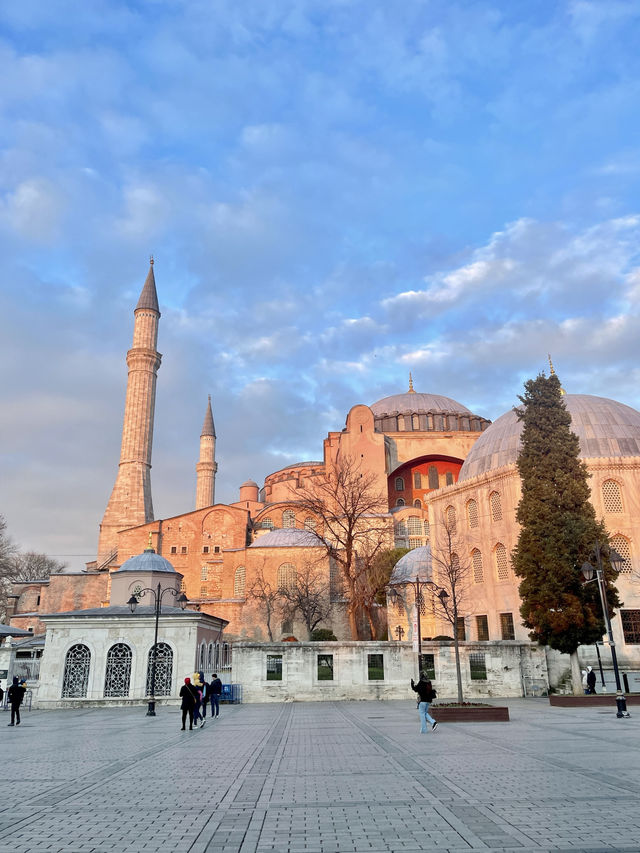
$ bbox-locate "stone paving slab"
[1,699,639,852]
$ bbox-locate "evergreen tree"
[512,373,620,692]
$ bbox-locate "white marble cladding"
[232,640,548,702]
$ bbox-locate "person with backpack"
[179,677,197,731]
[411,672,438,733]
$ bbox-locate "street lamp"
[581,543,630,718]
[128,582,188,716]
[395,625,405,642]
[387,576,449,674]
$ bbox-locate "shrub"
[310,628,338,641]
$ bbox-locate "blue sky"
[2,0,640,563]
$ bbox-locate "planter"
[549,693,640,707]
[431,705,509,722]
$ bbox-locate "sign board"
[411,606,418,652]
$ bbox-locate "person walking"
[200,675,210,717]
[586,666,597,694]
[209,673,222,718]
[179,677,197,731]
[411,672,438,733]
[7,676,26,727]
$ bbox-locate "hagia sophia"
[7,262,640,683]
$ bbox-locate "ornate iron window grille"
[103,643,132,697]
[62,644,91,698]
[145,642,173,697]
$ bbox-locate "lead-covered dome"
[116,547,176,573]
[369,388,490,434]
[371,392,472,417]
[249,529,322,548]
[389,545,432,584]
[459,394,640,482]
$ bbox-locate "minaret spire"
[98,261,162,564]
[196,395,217,509]
[548,354,566,395]
[408,372,415,393]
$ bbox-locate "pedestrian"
[581,670,588,694]
[191,673,206,728]
[209,673,222,718]
[179,677,197,731]
[200,674,210,717]
[7,676,26,727]
[411,671,438,733]
[586,666,597,694]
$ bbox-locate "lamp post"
[581,543,629,718]
[387,575,449,675]
[128,582,188,716]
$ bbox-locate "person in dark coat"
[179,677,197,730]
[200,675,210,717]
[7,676,26,726]
[209,674,222,718]
[586,666,597,694]
[411,672,438,733]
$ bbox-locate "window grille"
[428,466,439,489]
[602,480,623,513]
[424,519,430,537]
[472,549,483,583]
[414,472,421,489]
[267,654,282,680]
[395,476,405,491]
[282,510,296,528]
[621,610,640,644]
[180,579,186,592]
[469,652,487,680]
[199,643,206,670]
[445,505,456,533]
[304,516,316,532]
[200,585,208,597]
[419,653,435,679]
[207,643,214,669]
[500,613,515,640]
[610,535,632,573]
[490,491,502,522]
[476,615,489,641]
[277,562,296,592]
[201,565,208,581]
[317,654,334,681]
[409,538,422,550]
[396,498,405,506]
[407,516,422,536]
[414,499,422,508]
[495,543,509,580]
[446,472,454,486]
[62,644,91,698]
[234,566,246,597]
[367,653,384,680]
[103,643,132,698]
[146,642,173,697]
[330,558,345,602]
[262,517,274,529]
[467,499,478,528]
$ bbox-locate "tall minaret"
[195,395,217,509]
[98,259,162,564]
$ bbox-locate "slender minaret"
[195,395,217,509]
[98,259,162,564]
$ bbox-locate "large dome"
[459,394,640,481]
[371,392,472,417]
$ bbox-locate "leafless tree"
[248,566,283,642]
[291,456,392,639]
[7,551,66,581]
[430,508,472,703]
[279,561,333,639]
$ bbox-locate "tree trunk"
[453,634,464,703]
[365,604,377,640]
[347,603,360,640]
[570,650,583,695]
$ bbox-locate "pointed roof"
[135,257,160,314]
[202,395,216,438]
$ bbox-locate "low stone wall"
[232,640,547,702]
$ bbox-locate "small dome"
[459,394,640,481]
[371,392,472,417]
[389,545,432,585]
[249,529,321,548]
[116,548,176,573]
[240,480,258,488]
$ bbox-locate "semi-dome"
[116,547,176,573]
[389,545,432,584]
[459,394,640,482]
[249,529,322,548]
[371,392,472,417]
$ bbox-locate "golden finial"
[149,255,154,266]
[408,372,415,393]
[548,354,566,395]
[147,532,153,550]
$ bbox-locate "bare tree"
[248,566,283,642]
[279,561,333,639]
[0,515,18,622]
[430,508,472,703]
[8,551,66,581]
[291,456,392,639]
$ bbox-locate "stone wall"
[232,639,548,702]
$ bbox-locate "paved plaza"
[1,698,639,853]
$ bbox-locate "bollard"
[616,693,631,718]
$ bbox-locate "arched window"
[146,642,173,697]
[407,517,422,536]
[424,519,430,537]
[602,480,623,513]
[277,563,297,592]
[396,498,405,506]
[234,566,246,598]
[207,643,214,669]
[395,476,405,491]
[445,505,456,533]
[467,499,479,529]
[62,644,91,698]
[490,491,503,522]
[261,517,274,529]
[428,466,439,489]
[304,516,316,532]
[445,472,454,486]
[412,414,420,430]
[199,642,206,670]
[413,499,422,508]
[103,643,132,698]
[495,543,509,580]
[611,535,632,573]
[472,549,483,584]
[282,510,296,528]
